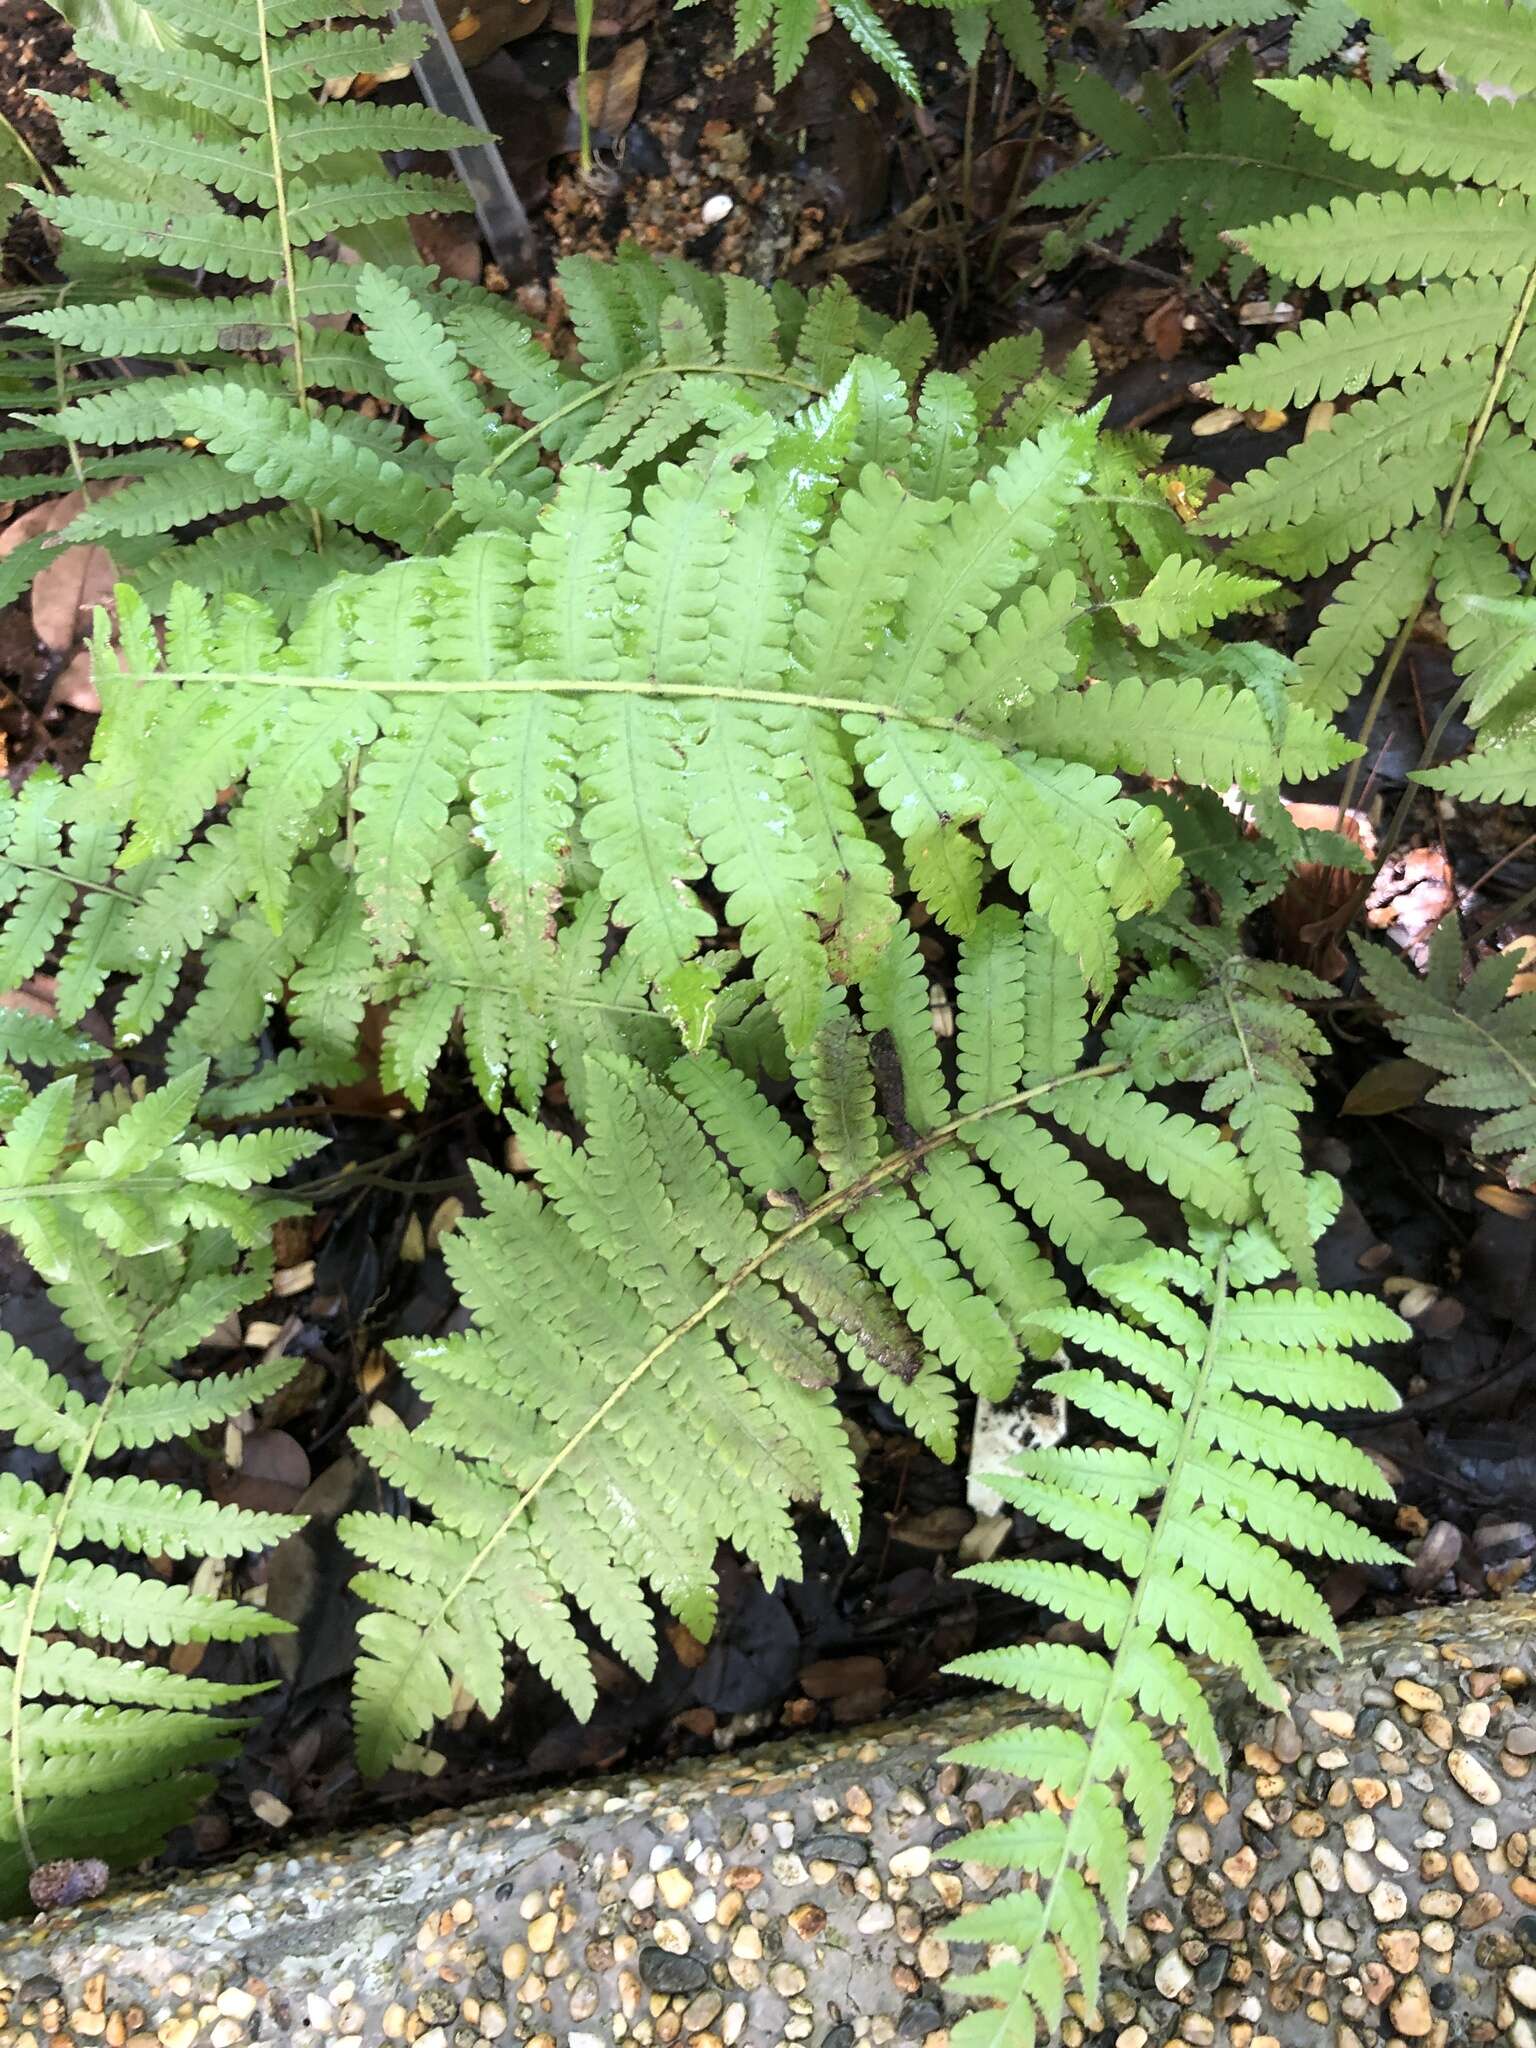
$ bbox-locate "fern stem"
[252,0,322,555]
[1443,262,1536,532]
[366,1058,1131,1751]
[119,664,1002,738]
[5,1322,147,1872]
[1002,1247,1232,2038]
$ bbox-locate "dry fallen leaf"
[572,35,647,139]
[0,488,121,713]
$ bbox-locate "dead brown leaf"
[571,36,647,139]
[1,488,119,713]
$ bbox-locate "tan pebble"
[1448,1748,1501,1804]
[1344,1815,1376,1851]
[725,1866,762,1893]
[1369,1880,1408,1921]
[1420,1888,1462,1919]
[500,1945,526,1980]
[478,2007,507,2041]
[1317,1748,1349,1770]
[732,1924,763,1960]
[889,1844,930,1880]
[209,2024,243,2048]
[656,1868,693,1911]
[214,1994,255,2026]
[929,1871,963,1911]
[1311,1709,1357,1739]
[716,1889,744,1929]
[857,1900,895,1935]
[845,1786,873,1816]
[527,1912,558,1954]
[722,2002,747,2045]
[1388,1975,1433,2038]
[918,1935,949,1978]
[1450,1851,1480,1893]
[1290,1810,1327,1839]
[381,2006,408,2041]
[1464,1892,1504,1928]
[788,1903,826,1939]
[159,2025,200,2048]
[653,1917,691,1954]
[1361,1961,1395,2006]
[1353,1778,1389,1809]
[1395,1681,1443,1714]
[1176,1823,1211,1866]
[1458,1701,1492,1739]
[1422,1713,1455,1749]
[1379,1929,1421,1973]
[1222,1847,1259,1888]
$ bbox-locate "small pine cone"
[28,1857,109,1910]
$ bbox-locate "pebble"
[638,1947,708,1996]
[1389,1975,1433,2038]
[889,1844,931,1879]
[857,1900,896,1934]
[1510,1966,1536,2011]
[1154,1953,1194,1998]
[1369,1881,1409,1921]
[1448,1749,1502,1805]
[802,1834,868,1868]
[526,1912,557,1954]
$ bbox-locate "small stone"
[654,1917,691,1954]
[732,1924,763,1960]
[1388,1975,1433,2038]
[1449,1749,1502,1805]
[216,1992,257,2023]
[858,1900,896,1934]
[1507,1965,1536,2010]
[889,1844,931,1880]
[1379,1930,1421,1973]
[638,1948,709,1996]
[160,2024,200,2048]
[479,2005,508,2040]
[1369,1881,1408,1921]
[1343,1851,1375,1894]
[1294,1871,1324,1917]
[1459,1701,1493,1740]
[1421,1888,1463,1918]
[657,1868,694,1911]
[1394,1681,1443,1714]
[1507,1725,1536,1758]
[802,1834,869,1868]
[682,1989,724,2033]
[1343,1816,1376,1852]
[918,1935,949,1978]
[1155,1952,1194,1999]
[1222,1846,1258,1888]
[527,1912,558,1954]
[769,1963,807,1997]
[1318,1917,1353,1952]
[1176,1823,1211,1867]
[1311,1709,1358,1739]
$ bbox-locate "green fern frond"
[940,1248,1404,2047]
[0,1070,313,1910]
[1033,46,1388,289]
[343,901,1272,1766]
[1234,186,1536,289]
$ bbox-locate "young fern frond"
[0,1067,319,1910]
[940,1242,1404,2046]
[1356,927,1536,1185]
[343,910,1267,1770]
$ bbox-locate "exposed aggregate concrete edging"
[4,1596,1536,2048]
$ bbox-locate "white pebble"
[701,193,734,226]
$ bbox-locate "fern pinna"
[0,1063,320,1910]
[345,909,1403,2043]
[1194,0,1536,808]
[0,284,1346,1130]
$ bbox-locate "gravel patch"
[4,1595,1536,2048]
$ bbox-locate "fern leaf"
[1264,74,1536,194]
[1234,185,1536,288]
